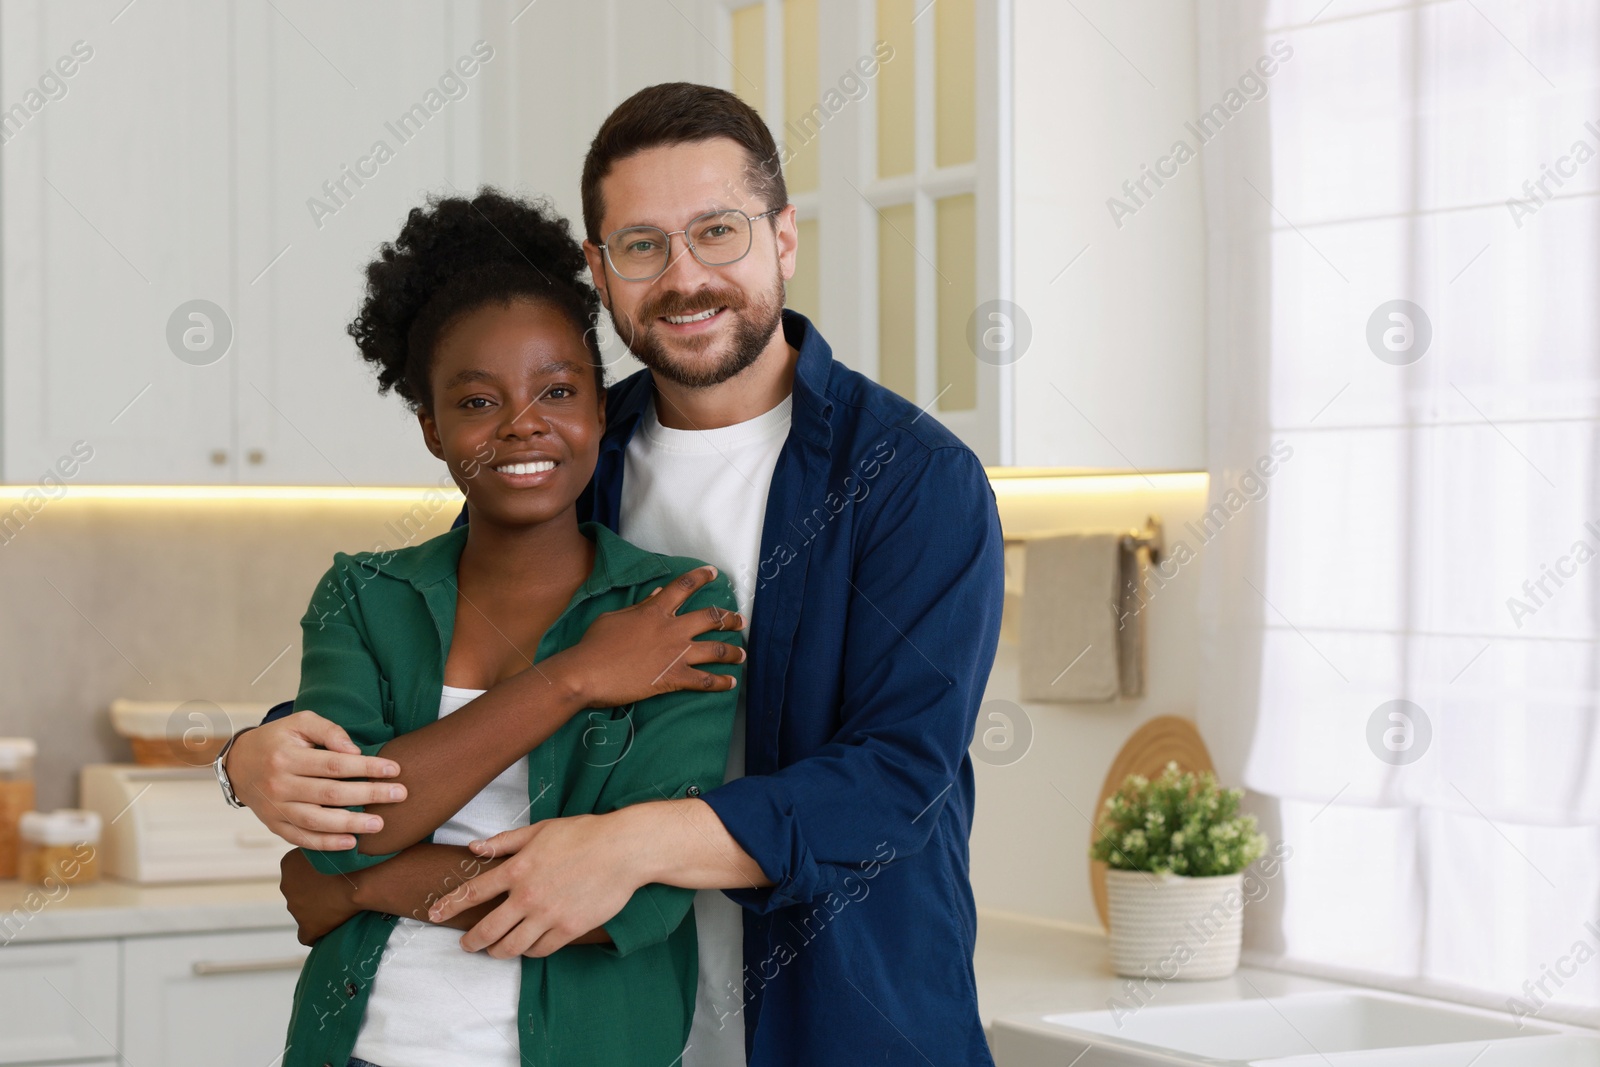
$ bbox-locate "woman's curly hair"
[347,188,603,411]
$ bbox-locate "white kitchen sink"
[1267,1035,1600,1066]
[990,989,1593,1066]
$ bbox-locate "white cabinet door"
[0,939,119,1065]
[1,0,236,484]
[1008,0,1206,471]
[231,2,483,486]
[121,927,305,1067]
[2,1,481,487]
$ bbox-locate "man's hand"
[426,814,644,959]
[427,800,771,959]
[229,711,406,851]
[278,848,361,945]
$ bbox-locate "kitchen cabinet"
[122,928,304,1067]
[229,2,485,487]
[0,0,235,485]
[0,925,301,1067]
[0,0,480,485]
[0,939,119,1065]
[700,0,1203,469]
[1007,0,1207,471]
[3,0,1205,483]
[0,880,304,1067]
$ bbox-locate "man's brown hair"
[580,81,787,244]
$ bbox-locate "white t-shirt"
[620,391,792,1067]
[352,684,523,1067]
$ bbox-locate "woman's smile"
[488,454,561,488]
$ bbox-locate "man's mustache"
[639,288,746,321]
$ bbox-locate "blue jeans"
[347,1060,383,1067]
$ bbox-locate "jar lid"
[0,738,37,772]
[20,809,101,846]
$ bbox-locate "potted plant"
[1090,761,1267,979]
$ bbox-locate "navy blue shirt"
[269,311,1005,1065]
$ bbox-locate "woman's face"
[419,298,604,528]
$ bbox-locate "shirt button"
[345,980,359,998]
[686,785,701,797]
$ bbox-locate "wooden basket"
[129,735,227,767]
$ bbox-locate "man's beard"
[616,272,785,389]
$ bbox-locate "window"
[1197,0,1600,1022]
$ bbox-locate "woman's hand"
[542,565,746,710]
[228,711,407,851]
[279,849,362,946]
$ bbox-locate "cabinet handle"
[210,449,228,466]
[247,449,265,465]
[192,954,308,976]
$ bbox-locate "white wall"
[971,476,1211,928]
[0,493,462,811]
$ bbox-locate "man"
[223,81,1003,1066]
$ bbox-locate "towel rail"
[1121,515,1164,565]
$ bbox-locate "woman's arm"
[351,665,585,856]
[233,564,745,854]
[280,844,612,947]
[357,565,744,854]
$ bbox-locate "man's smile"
[658,306,728,333]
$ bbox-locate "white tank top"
[351,684,526,1067]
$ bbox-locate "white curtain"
[1195,0,1600,1024]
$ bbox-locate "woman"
[275,189,745,1067]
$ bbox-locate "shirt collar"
[370,520,672,595]
[782,309,835,452]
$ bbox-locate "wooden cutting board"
[1090,715,1215,930]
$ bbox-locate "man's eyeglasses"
[599,208,780,282]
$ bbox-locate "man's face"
[584,138,798,389]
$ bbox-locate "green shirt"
[282,521,741,1067]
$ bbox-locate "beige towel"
[1116,541,1147,698]
[1018,533,1147,702]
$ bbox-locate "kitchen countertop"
[0,878,1343,1026]
[974,909,1349,1026]
[0,877,290,943]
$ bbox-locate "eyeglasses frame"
[598,207,783,282]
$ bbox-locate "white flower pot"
[1104,869,1244,980]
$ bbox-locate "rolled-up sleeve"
[701,446,1004,912]
[293,556,400,876]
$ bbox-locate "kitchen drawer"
[122,928,305,1067]
[0,939,119,1064]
